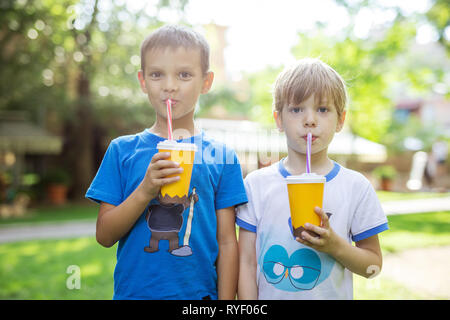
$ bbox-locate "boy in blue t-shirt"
[86,25,247,300]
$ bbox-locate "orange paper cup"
[157,140,197,200]
[286,173,325,238]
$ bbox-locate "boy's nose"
[303,110,317,127]
[163,76,178,92]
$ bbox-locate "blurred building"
[0,111,62,204]
[395,95,450,136]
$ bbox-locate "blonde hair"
[140,24,210,75]
[273,58,347,118]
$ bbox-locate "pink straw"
[166,99,173,140]
[306,132,312,173]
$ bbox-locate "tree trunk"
[71,72,94,200]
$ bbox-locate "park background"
[0,0,449,299]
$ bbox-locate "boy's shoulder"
[106,130,155,159]
[110,130,161,149]
[334,163,372,189]
[111,131,147,146]
[244,163,280,184]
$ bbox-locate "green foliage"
[426,0,450,54]
[0,0,185,126]
[384,115,443,154]
[372,165,398,180]
[245,1,449,146]
[246,67,282,125]
[42,168,72,186]
[1,0,448,149]
[198,85,251,118]
[289,19,418,143]
[0,0,75,120]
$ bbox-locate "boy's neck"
[148,116,200,140]
[283,150,334,176]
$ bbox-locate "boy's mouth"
[302,135,318,141]
[163,99,178,106]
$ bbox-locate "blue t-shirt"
[86,129,248,299]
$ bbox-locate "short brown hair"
[273,58,347,118]
[140,24,210,75]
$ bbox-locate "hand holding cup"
[139,152,183,201]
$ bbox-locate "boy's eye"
[179,72,192,79]
[318,107,329,113]
[290,107,302,113]
[149,72,161,79]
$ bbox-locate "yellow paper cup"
[286,173,325,238]
[157,140,197,201]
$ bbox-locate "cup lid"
[286,173,326,184]
[157,140,198,151]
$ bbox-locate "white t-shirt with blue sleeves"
[86,129,247,300]
[236,160,388,299]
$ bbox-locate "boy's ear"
[201,71,214,94]
[137,70,147,94]
[273,110,283,132]
[336,110,346,132]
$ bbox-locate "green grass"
[0,237,116,299]
[376,191,449,202]
[354,210,450,299]
[381,211,450,253]
[353,274,431,299]
[0,202,98,226]
[0,192,449,300]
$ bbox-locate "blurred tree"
[245,0,449,146]
[425,0,450,54]
[384,115,441,154]
[0,0,188,199]
[290,18,417,142]
[246,67,282,126]
[198,85,251,119]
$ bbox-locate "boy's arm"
[216,206,239,300]
[96,152,181,247]
[96,188,149,247]
[297,207,383,278]
[238,228,258,299]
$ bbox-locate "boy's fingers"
[305,223,326,237]
[151,159,180,170]
[154,167,183,178]
[301,231,323,246]
[315,206,329,228]
[151,152,170,163]
[158,176,180,186]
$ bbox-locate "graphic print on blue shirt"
[144,187,199,257]
[261,244,335,292]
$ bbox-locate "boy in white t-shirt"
[237,58,388,299]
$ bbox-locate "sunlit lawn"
[354,210,450,300]
[376,191,450,202]
[0,237,116,299]
[0,192,449,299]
[0,202,98,226]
